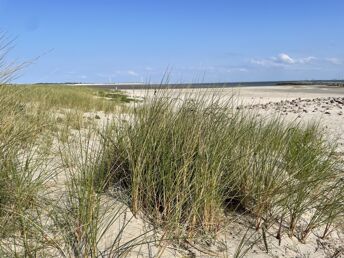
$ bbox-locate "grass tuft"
[102,91,343,242]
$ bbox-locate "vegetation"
[103,92,344,244]
[6,84,135,113]
[0,83,148,257]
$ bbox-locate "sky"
[0,0,344,83]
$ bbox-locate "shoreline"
[87,82,344,90]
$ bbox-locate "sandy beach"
[1,84,343,257]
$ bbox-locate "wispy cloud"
[144,66,154,71]
[325,57,342,65]
[251,53,317,67]
[298,56,317,64]
[127,70,139,76]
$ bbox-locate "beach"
[0,84,343,257]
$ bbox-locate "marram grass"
[103,91,343,242]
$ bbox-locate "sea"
[78,80,344,90]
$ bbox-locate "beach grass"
[0,83,150,256]
[102,90,343,243]
[0,84,343,256]
[5,84,135,113]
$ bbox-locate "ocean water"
[86,80,344,90]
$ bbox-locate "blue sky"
[1,0,343,83]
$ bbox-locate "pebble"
[246,96,344,116]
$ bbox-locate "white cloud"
[251,59,269,66]
[252,53,317,67]
[251,58,283,67]
[276,53,295,64]
[298,56,317,64]
[326,57,342,65]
